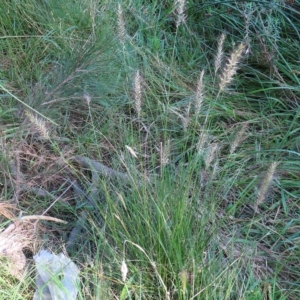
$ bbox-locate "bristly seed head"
[214,33,226,75]
[204,143,219,170]
[230,123,248,154]
[196,132,208,156]
[121,259,128,282]
[25,110,50,139]
[134,70,142,119]
[183,102,191,132]
[175,0,186,28]
[255,162,279,211]
[117,3,126,44]
[194,70,204,115]
[160,140,171,167]
[219,42,245,93]
[83,93,91,106]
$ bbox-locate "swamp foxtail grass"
[255,162,279,210]
[134,70,142,119]
[194,70,205,115]
[214,33,226,75]
[218,42,245,94]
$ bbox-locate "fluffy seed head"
[121,259,128,282]
[83,93,91,106]
[214,33,226,75]
[194,70,204,115]
[204,143,219,169]
[219,42,245,93]
[134,70,142,118]
[179,270,188,294]
[175,0,186,28]
[25,110,50,139]
[169,106,190,132]
[160,140,171,167]
[255,162,279,210]
[183,102,191,132]
[230,123,248,154]
[196,132,208,156]
[117,3,126,44]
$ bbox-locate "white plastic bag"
[33,249,79,300]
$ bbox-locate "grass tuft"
[0,0,299,299]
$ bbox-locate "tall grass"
[0,0,299,299]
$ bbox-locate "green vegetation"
[0,0,300,299]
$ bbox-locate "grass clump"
[0,0,300,299]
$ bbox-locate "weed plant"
[0,0,300,299]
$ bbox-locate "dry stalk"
[0,214,66,280]
[0,202,17,220]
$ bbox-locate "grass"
[0,0,300,299]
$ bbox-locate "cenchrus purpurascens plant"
[0,0,299,299]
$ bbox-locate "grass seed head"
[255,162,279,210]
[204,143,219,169]
[194,70,205,115]
[196,132,208,156]
[83,93,91,106]
[214,33,226,75]
[25,110,50,139]
[183,102,191,131]
[133,70,142,119]
[175,0,186,28]
[160,140,171,167]
[230,123,248,154]
[121,259,128,282]
[169,107,190,132]
[117,3,126,44]
[179,270,188,294]
[219,42,245,93]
